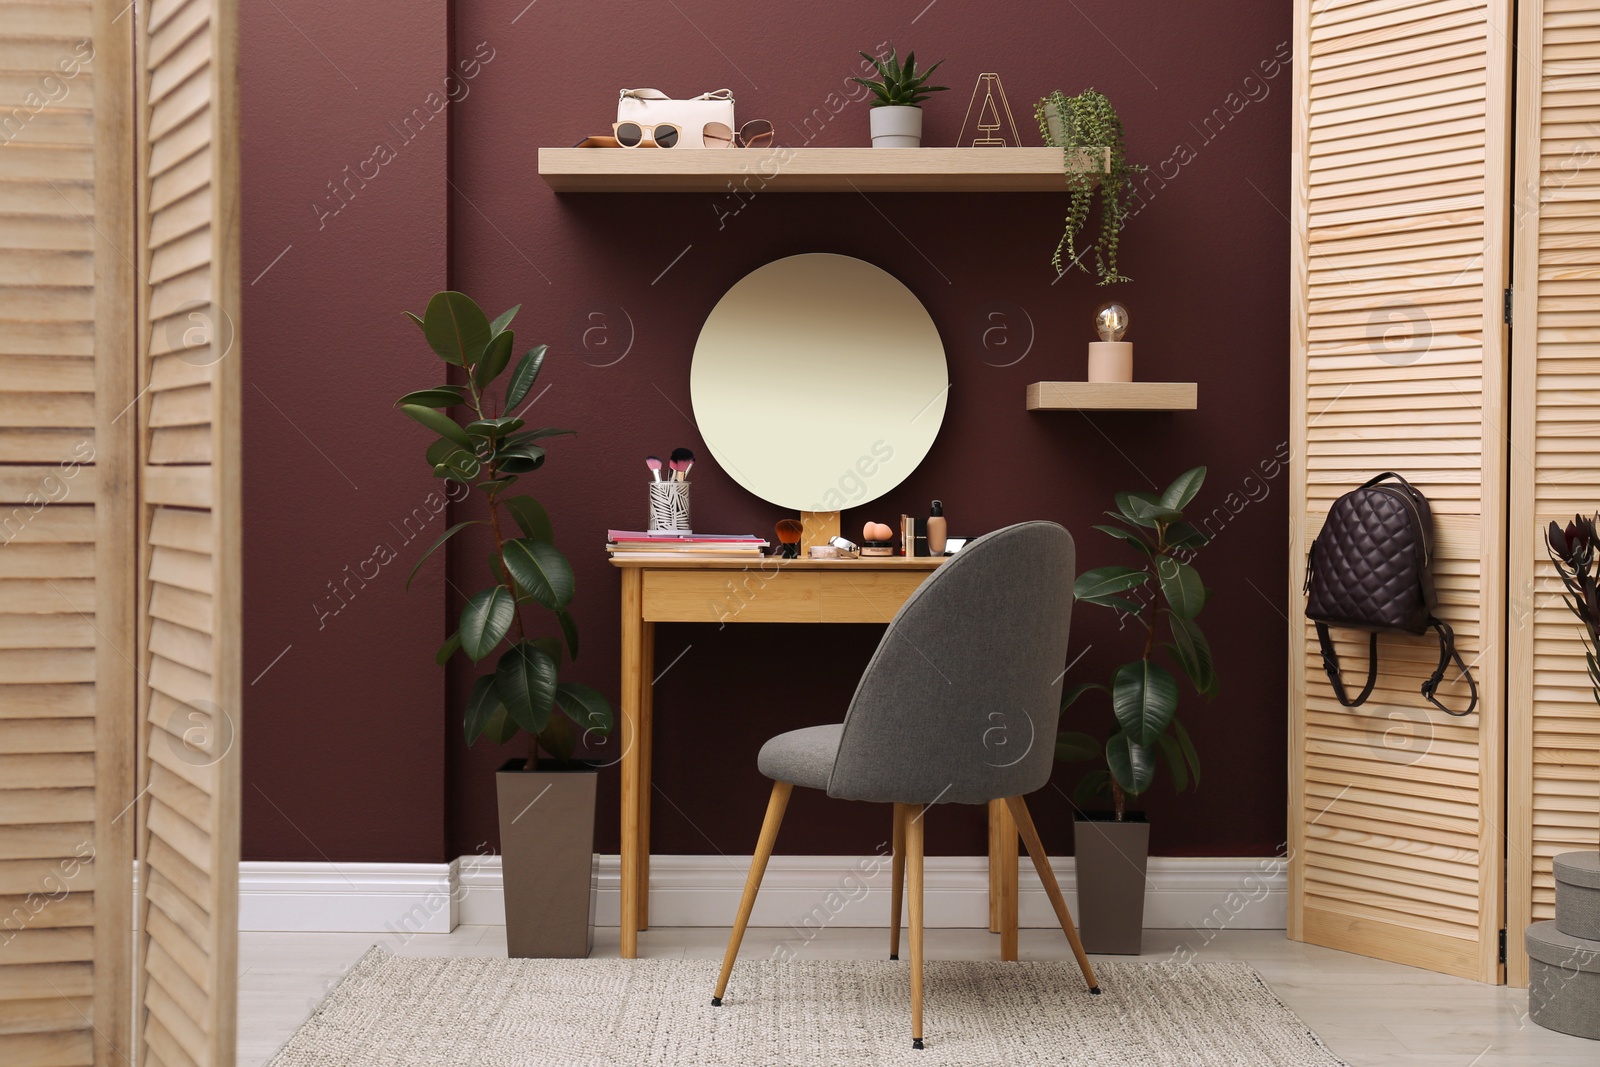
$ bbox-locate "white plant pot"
[869,106,922,148]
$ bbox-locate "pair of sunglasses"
[613,121,683,148]
[611,119,776,149]
[704,119,775,148]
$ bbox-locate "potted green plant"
[397,291,613,958]
[853,46,948,148]
[1056,466,1212,953]
[1034,88,1144,285]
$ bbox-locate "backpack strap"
[1315,622,1378,708]
[1422,617,1478,717]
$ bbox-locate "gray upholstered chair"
[710,521,1100,1049]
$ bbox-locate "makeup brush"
[646,456,663,482]
[670,447,695,482]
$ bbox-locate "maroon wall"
[244,1,1293,863]
[240,1,452,860]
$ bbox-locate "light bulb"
[1095,301,1129,342]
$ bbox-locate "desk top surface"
[609,555,948,571]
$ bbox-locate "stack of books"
[606,530,769,559]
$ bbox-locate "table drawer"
[818,571,926,622]
[642,567,821,623]
[640,566,930,623]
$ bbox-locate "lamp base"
[1087,341,1133,383]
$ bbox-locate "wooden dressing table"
[613,554,1022,959]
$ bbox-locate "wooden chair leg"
[1004,795,1100,994]
[889,803,908,960]
[712,781,793,1005]
[907,803,926,1049]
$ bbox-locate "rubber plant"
[1033,88,1144,285]
[1057,467,1214,820]
[397,291,612,765]
[852,46,949,107]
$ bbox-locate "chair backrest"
[827,521,1075,805]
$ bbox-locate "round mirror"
[690,254,949,513]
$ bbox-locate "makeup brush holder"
[647,482,691,532]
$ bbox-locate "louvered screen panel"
[0,1,136,1063]
[1289,0,1511,981]
[134,0,240,1062]
[1506,0,1600,988]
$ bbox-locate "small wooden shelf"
[1026,381,1198,411]
[538,146,1109,193]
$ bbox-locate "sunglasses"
[704,119,775,149]
[613,121,682,148]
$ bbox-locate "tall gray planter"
[1073,813,1149,955]
[496,760,597,958]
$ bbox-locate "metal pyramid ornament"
[956,72,1021,147]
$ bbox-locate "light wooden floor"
[240,926,1595,1066]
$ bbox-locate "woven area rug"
[266,948,1346,1066]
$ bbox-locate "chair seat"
[757,723,843,790]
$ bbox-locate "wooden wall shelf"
[538,146,1109,193]
[1026,381,1198,411]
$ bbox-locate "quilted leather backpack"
[1304,472,1478,716]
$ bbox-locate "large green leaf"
[433,448,482,483]
[481,703,520,745]
[556,681,612,736]
[400,404,473,449]
[557,608,579,660]
[473,330,515,390]
[466,416,524,440]
[505,345,548,410]
[1111,659,1179,745]
[1073,565,1149,601]
[502,538,574,609]
[1160,466,1207,511]
[463,674,503,745]
[493,443,546,475]
[1114,491,1160,528]
[397,387,467,409]
[1164,521,1210,551]
[1061,681,1109,708]
[460,586,517,661]
[1078,593,1146,615]
[422,291,491,367]
[1054,730,1101,762]
[1156,732,1189,793]
[1105,731,1157,795]
[1091,524,1153,555]
[1157,559,1206,619]
[405,520,479,588]
[495,641,558,734]
[502,495,553,543]
[1073,768,1112,807]
[489,303,521,336]
[425,437,466,466]
[1167,614,1217,697]
[1173,716,1201,786]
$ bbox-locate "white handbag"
[616,88,734,148]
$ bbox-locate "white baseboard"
[239,860,460,934]
[241,854,1285,935]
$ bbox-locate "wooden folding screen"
[1506,0,1600,987]
[0,1,137,1062]
[133,0,242,1061]
[1288,0,1512,982]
